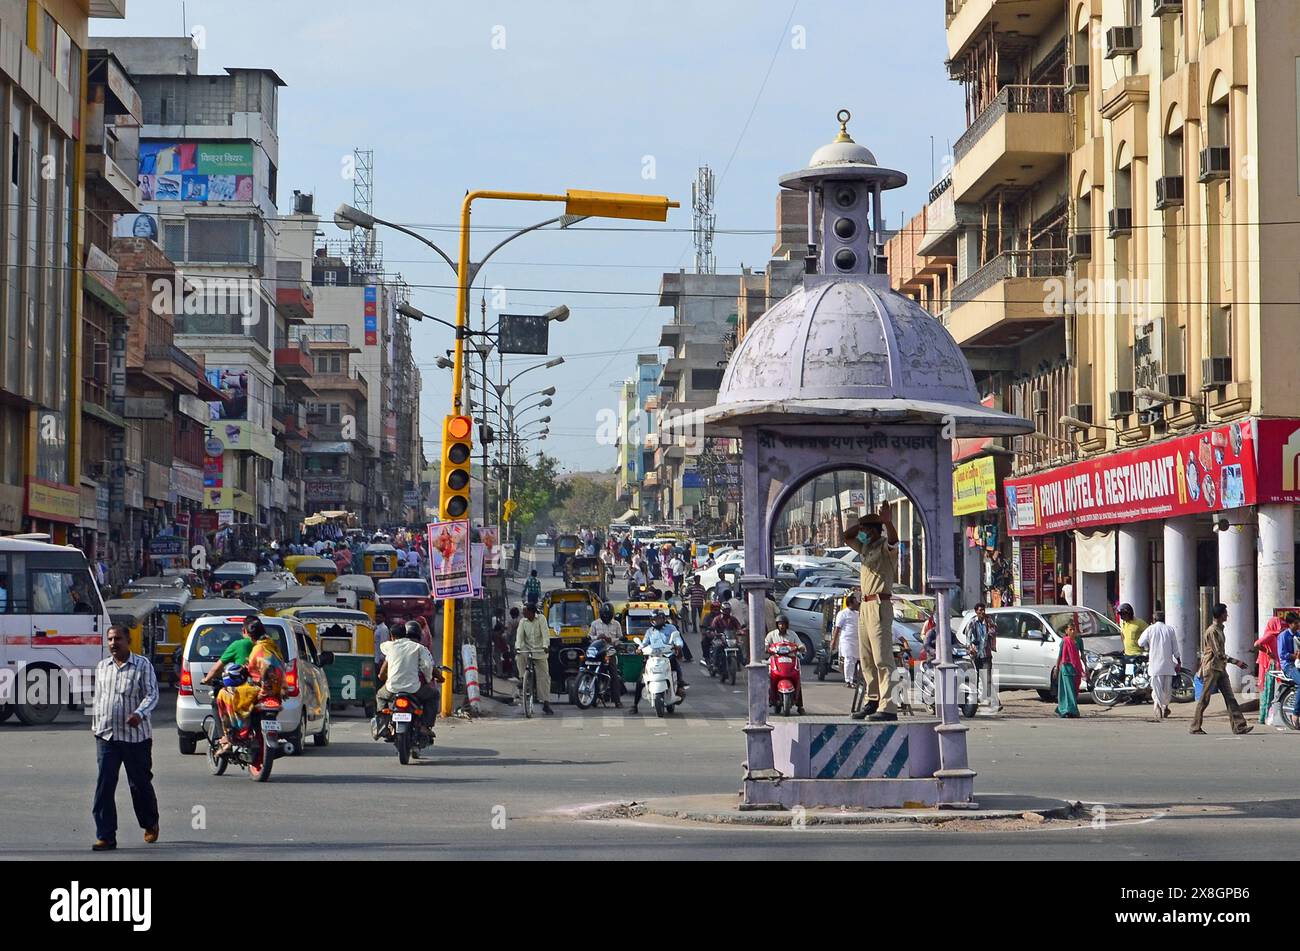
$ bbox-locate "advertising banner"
[1252,418,1300,504]
[138,141,254,203]
[479,525,502,572]
[26,478,79,524]
[427,519,473,599]
[364,286,378,346]
[1004,421,1261,537]
[953,456,998,516]
[148,537,185,560]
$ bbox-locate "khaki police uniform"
[848,533,899,713]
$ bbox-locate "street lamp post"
[343,187,677,719]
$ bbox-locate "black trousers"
[93,737,159,843]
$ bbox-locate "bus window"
[29,565,101,615]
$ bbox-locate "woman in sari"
[1056,619,1084,718]
[1253,615,1284,724]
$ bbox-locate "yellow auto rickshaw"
[239,575,291,609]
[147,587,193,674]
[283,554,315,575]
[293,557,339,586]
[619,599,679,643]
[105,597,166,670]
[564,555,606,600]
[541,588,600,701]
[278,606,377,716]
[552,533,580,577]
[118,576,189,600]
[180,597,258,633]
[260,585,322,616]
[162,567,206,599]
[362,544,399,580]
[296,587,358,612]
[333,573,378,622]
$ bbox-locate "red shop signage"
[1003,419,1300,537]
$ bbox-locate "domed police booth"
[671,112,1032,810]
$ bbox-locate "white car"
[176,613,332,756]
[534,533,550,547]
[695,549,745,591]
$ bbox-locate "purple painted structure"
[672,112,1033,809]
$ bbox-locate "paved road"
[2,547,1297,860]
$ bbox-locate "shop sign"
[953,456,997,516]
[171,463,204,502]
[26,478,80,524]
[148,537,185,559]
[1004,420,1263,537]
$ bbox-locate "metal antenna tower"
[692,165,716,274]
[351,148,380,276]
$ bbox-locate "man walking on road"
[1189,603,1252,735]
[845,504,900,721]
[523,569,541,606]
[967,602,1000,712]
[685,576,706,634]
[833,593,860,687]
[1138,613,1181,721]
[91,625,160,851]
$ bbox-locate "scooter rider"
[765,615,805,714]
[629,610,687,714]
[587,603,626,708]
[376,621,442,731]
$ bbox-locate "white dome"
[808,138,877,168]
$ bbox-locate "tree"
[509,452,566,536]
[552,476,624,531]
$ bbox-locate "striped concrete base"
[750,717,965,809]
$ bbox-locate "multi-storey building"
[895,0,1300,674]
[614,353,660,520]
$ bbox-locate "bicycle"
[520,652,540,719]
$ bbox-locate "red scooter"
[767,640,804,716]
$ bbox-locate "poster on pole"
[470,543,485,597]
[427,519,473,599]
[479,525,501,572]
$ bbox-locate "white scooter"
[641,645,682,717]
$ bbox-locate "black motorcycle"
[373,691,436,764]
[1088,653,1193,706]
[709,629,743,686]
[571,640,624,708]
[204,701,283,782]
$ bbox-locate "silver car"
[176,614,332,756]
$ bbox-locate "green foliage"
[553,476,623,532]
[511,453,567,535]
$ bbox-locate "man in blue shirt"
[1281,612,1300,718]
[629,610,687,714]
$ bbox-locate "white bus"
[0,536,110,725]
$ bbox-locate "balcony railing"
[291,323,350,344]
[952,248,1067,308]
[145,343,203,380]
[953,85,1067,161]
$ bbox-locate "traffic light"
[478,422,495,445]
[441,414,473,519]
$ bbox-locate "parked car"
[176,613,332,756]
[954,604,1123,700]
[534,533,551,547]
[778,587,850,661]
[696,549,745,591]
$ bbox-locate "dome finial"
[834,109,853,143]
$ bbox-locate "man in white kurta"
[1138,617,1182,721]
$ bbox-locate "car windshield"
[378,580,430,598]
[187,622,289,662]
[894,598,937,622]
[548,601,594,628]
[1044,610,1124,651]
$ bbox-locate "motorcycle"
[708,628,743,685]
[918,646,980,718]
[373,692,434,765]
[571,639,623,709]
[640,645,682,718]
[203,699,283,782]
[767,642,802,716]
[1089,651,1193,707]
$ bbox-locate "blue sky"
[94,0,965,472]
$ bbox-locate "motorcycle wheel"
[1172,670,1195,704]
[816,656,828,681]
[575,675,596,710]
[781,693,793,717]
[727,656,738,686]
[1092,670,1122,707]
[654,695,666,718]
[1278,684,1299,731]
[395,729,411,765]
[960,700,979,718]
[249,732,274,782]
[205,721,228,776]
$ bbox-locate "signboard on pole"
[497,314,549,355]
[427,519,473,599]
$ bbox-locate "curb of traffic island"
[566,795,1095,829]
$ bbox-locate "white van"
[0,537,111,725]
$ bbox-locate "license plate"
[392,712,413,723]
[260,719,281,733]
[1125,664,1135,676]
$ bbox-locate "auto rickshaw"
[615,599,678,688]
[278,606,377,716]
[105,597,166,671]
[260,585,321,616]
[296,587,358,612]
[118,576,189,600]
[180,597,257,631]
[148,587,193,681]
[552,533,580,576]
[293,557,339,586]
[333,573,378,622]
[541,588,599,699]
[162,567,206,599]
[239,575,291,610]
[362,544,399,580]
[564,555,605,599]
[211,560,257,595]
[282,554,314,575]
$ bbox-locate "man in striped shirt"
[90,624,160,851]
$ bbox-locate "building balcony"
[309,422,370,444]
[950,85,1070,204]
[83,0,128,17]
[945,0,1065,62]
[311,368,369,396]
[84,151,140,213]
[291,323,350,345]
[659,357,686,385]
[276,281,314,322]
[273,402,312,439]
[143,343,203,392]
[658,323,684,349]
[274,345,313,379]
[948,248,1067,347]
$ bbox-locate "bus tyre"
[0,704,12,723]
[15,666,64,726]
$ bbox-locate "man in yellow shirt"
[1118,603,1148,657]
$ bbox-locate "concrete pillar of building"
[1117,526,1150,620]
[962,532,982,612]
[1079,572,1109,614]
[1163,516,1200,668]
[1257,503,1295,635]
[1218,518,1256,691]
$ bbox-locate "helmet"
[222,664,249,688]
[404,620,424,641]
[599,603,614,623]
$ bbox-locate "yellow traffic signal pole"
[441,189,678,718]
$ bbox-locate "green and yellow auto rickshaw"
[564,555,605,600]
[278,606,377,716]
[106,597,167,672]
[141,588,192,682]
[362,544,399,580]
[239,575,291,610]
[180,597,257,629]
[541,588,599,699]
[333,573,378,622]
[162,567,206,599]
[552,533,581,576]
[293,557,339,587]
